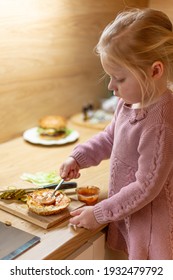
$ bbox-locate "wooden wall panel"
[0,0,148,143]
[149,0,173,22]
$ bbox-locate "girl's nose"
[108,80,118,93]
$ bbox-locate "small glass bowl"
[76,186,100,205]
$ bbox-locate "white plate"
[23,127,79,146]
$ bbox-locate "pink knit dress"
[71,90,173,260]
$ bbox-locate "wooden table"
[0,123,109,259]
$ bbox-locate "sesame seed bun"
[39,115,67,130]
[38,115,68,140]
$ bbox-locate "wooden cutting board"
[0,196,84,229]
[70,112,111,130]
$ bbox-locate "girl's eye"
[116,78,125,83]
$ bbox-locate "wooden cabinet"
[65,231,106,260]
[66,230,128,260]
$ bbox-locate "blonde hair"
[96,8,173,105]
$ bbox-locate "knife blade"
[0,181,77,193]
[41,181,77,190]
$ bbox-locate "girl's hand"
[69,206,101,230]
[59,157,81,181]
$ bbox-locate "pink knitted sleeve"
[70,115,115,168]
[94,124,173,223]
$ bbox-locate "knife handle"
[42,181,77,190]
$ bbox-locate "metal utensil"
[0,181,77,194]
[51,178,64,197]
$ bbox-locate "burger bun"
[38,115,68,140]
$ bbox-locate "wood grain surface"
[0,123,109,259]
[149,0,173,22]
[0,0,148,143]
[70,112,112,130]
[0,196,84,229]
[0,0,154,260]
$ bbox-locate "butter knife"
[0,181,77,193]
[51,178,64,198]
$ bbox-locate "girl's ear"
[151,61,164,79]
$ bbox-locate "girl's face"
[101,57,142,105]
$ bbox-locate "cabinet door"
[66,232,105,260]
[65,242,93,260]
[89,232,105,260]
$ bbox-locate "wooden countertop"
[0,123,109,259]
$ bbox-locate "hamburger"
[38,115,68,140]
[26,189,71,216]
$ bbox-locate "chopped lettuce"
[37,127,73,136]
[20,171,61,186]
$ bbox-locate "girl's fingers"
[70,208,83,217]
[69,216,80,225]
[66,170,80,180]
[62,170,75,181]
[74,172,80,179]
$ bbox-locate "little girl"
[60,8,173,260]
